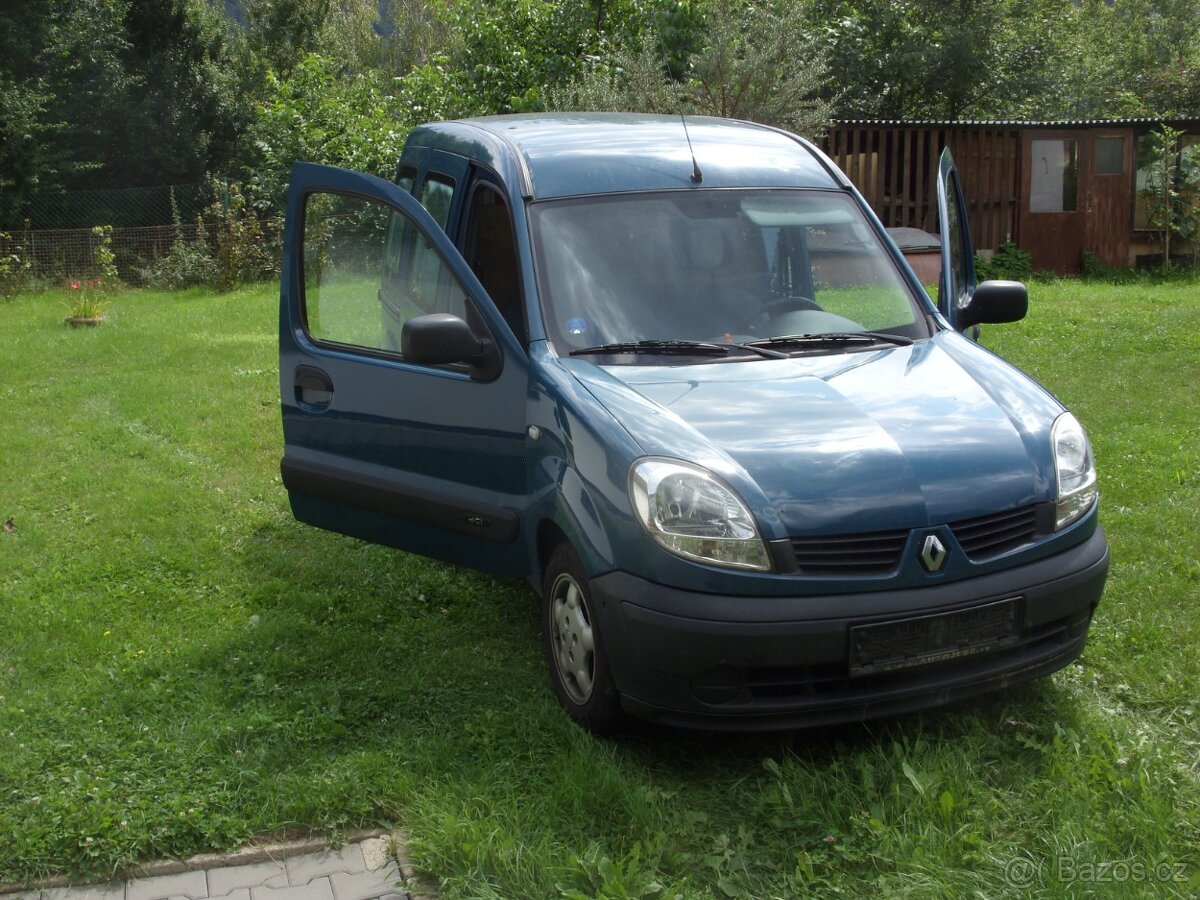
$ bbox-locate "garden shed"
[821,118,1200,274]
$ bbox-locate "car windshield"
[530,189,929,359]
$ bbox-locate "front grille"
[791,529,909,575]
[950,505,1039,561]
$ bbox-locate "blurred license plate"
[849,598,1020,675]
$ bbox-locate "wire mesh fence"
[1,183,211,231]
[3,223,206,283]
[0,182,285,288]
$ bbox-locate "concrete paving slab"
[126,871,208,900]
[327,865,402,900]
[207,861,289,896]
[283,847,364,887]
[43,885,125,900]
[249,877,335,900]
[0,833,428,900]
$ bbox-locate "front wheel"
[542,543,623,732]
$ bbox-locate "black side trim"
[280,455,519,543]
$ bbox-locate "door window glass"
[943,174,971,309]
[304,191,468,357]
[1030,139,1079,212]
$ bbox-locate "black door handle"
[295,365,333,410]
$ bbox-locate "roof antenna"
[681,114,703,183]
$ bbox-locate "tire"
[542,542,624,733]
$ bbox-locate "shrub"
[209,181,279,291]
[0,231,32,298]
[976,242,1032,282]
[139,220,218,289]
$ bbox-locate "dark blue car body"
[279,114,1108,730]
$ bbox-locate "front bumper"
[592,527,1109,730]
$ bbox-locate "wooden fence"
[822,124,1021,250]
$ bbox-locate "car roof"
[403,113,845,200]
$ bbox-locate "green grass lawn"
[1,281,1198,897]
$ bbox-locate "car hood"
[563,333,1064,536]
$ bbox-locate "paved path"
[3,835,435,900]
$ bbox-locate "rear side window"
[302,190,468,359]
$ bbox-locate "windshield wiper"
[570,339,731,357]
[748,331,914,350]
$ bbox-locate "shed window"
[1094,137,1124,175]
[1030,140,1078,213]
[1134,133,1200,230]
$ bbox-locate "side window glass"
[397,165,417,195]
[465,184,524,342]
[419,174,455,228]
[303,191,468,358]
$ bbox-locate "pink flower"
[69,281,81,290]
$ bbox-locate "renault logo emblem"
[920,534,948,572]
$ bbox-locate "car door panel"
[280,162,529,576]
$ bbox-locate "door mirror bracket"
[402,313,502,381]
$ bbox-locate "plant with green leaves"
[92,225,118,286]
[0,231,32,298]
[209,181,279,291]
[976,242,1032,282]
[1141,125,1200,270]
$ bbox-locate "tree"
[1052,0,1200,118]
[805,0,1070,120]
[548,0,831,139]
[243,53,409,214]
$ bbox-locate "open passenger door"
[278,162,530,576]
[936,149,1028,335]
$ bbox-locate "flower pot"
[65,315,106,327]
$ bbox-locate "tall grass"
[1,281,1197,896]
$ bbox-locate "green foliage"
[138,189,217,290]
[1053,0,1200,118]
[139,230,218,291]
[408,0,704,117]
[209,182,279,290]
[1140,126,1200,270]
[688,0,831,136]
[804,0,1068,119]
[92,225,119,288]
[244,54,407,216]
[0,231,32,299]
[548,0,831,138]
[976,242,1032,283]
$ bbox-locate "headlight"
[630,458,771,571]
[1052,412,1098,529]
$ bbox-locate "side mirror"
[961,280,1028,327]
[401,313,502,381]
